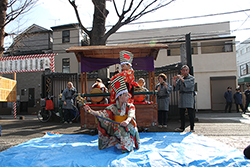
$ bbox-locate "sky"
[4,0,250,49]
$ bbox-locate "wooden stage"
[80,102,158,129]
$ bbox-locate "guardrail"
[76,91,158,97]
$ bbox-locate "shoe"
[175,127,184,132]
[190,130,195,133]
[158,125,163,128]
[163,125,168,128]
[69,121,72,124]
[64,121,68,124]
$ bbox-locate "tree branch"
[112,0,120,17]
[104,0,175,41]
[127,0,143,18]
[130,0,175,22]
[68,0,91,37]
[4,0,37,28]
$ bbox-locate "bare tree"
[69,0,175,45]
[0,0,37,56]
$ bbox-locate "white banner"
[0,53,57,74]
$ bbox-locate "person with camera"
[155,73,173,128]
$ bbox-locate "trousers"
[158,110,168,125]
[179,108,194,130]
[225,102,232,113]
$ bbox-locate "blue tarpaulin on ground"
[0,132,249,167]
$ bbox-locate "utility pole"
[186,33,193,75]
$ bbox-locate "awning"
[238,77,250,84]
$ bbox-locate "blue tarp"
[0,132,249,167]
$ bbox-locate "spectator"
[137,78,149,102]
[244,84,250,114]
[155,73,173,128]
[224,86,233,113]
[61,82,77,124]
[233,88,245,113]
[173,65,195,132]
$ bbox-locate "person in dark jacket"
[244,84,250,114]
[224,86,233,113]
[244,144,250,159]
[233,88,245,113]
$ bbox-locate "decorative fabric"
[110,69,137,104]
[80,56,154,72]
[111,76,128,98]
[119,50,133,66]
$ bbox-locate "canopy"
[66,44,168,72]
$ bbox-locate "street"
[0,112,250,152]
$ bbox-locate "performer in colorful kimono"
[173,65,195,132]
[110,50,139,104]
[83,76,140,153]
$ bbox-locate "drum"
[89,83,107,103]
[134,86,146,102]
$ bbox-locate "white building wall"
[52,27,80,73]
[107,22,237,110]
[236,38,250,79]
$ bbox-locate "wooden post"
[81,73,84,94]
[149,71,152,101]
[13,73,16,119]
[152,71,156,103]
[84,72,87,94]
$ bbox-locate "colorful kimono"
[95,101,140,152]
[110,69,138,103]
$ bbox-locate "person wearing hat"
[244,84,250,113]
[83,76,140,153]
[155,73,173,128]
[233,88,245,113]
[110,50,139,104]
[224,86,233,113]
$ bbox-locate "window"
[62,58,70,73]
[62,30,70,43]
[224,44,233,52]
[247,62,250,74]
[240,64,247,76]
[167,50,171,56]
[247,46,250,52]
[240,49,245,55]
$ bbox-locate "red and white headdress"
[111,75,128,98]
[119,50,133,67]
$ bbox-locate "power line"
[105,9,250,27]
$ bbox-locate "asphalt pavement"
[0,111,250,152]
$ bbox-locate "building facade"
[107,22,237,111]
[1,24,53,114]
[1,21,238,114]
[51,23,89,73]
[236,38,250,90]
